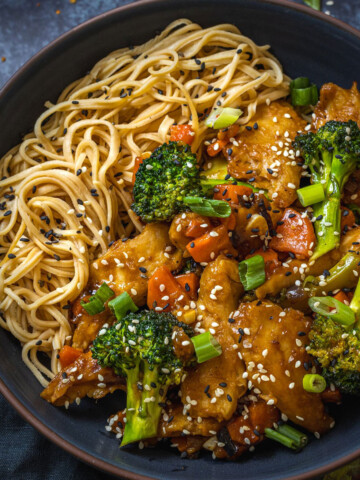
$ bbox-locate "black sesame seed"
[184,283,190,292]
[4,210,12,217]
[219,382,227,387]
[204,385,210,393]
[36,340,42,346]
[139,267,147,273]
[76,169,82,176]
[226,394,232,402]
[285,271,292,276]
[236,48,242,54]
[54,254,60,261]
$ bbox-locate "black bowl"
[1,1,360,479]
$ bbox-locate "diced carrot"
[269,208,316,259]
[185,217,212,238]
[217,124,240,141]
[147,265,190,311]
[175,273,199,300]
[221,211,236,230]
[186,224,237,263]
[170,124,195,145]
[333,290,350,305]
[341,207,356,231]
[213,184,253,204]
[59,345,82,368]
[227,416,261,446]
[247,402,279,433]
[132,152,151,185]
[247,248,280,279]
[132,156,143,185]
[207,139,228,157]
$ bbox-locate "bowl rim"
[1,0,360,479]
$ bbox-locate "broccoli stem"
[311,177,341,260]
[350,278,360,321]
[121,362,166,446]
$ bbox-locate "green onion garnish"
[277,424,308,448]
[205,107,242,129]
[290,77,318,106]
[108,292,138,321]
[297,184,325,207]
[308,296,356,326]
[81,282,114,315]
[183,196,231,218]
[264,428,300,451]
[303,0,321,11]
[303,373,327,393]
[238,255,266,291]
[191,331,222,363]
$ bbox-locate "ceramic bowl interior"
[1,1,360,479]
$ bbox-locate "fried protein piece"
[71,297,109,350]
[90,223,183,304]
[230,301,333,434]
[313,82,360,130]
[225,101,306,208]
[41,351,124,406]
[181,255,246,422]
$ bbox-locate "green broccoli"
[132,142,202,222]
[91,310,194,445]
[293,120,360,260]
[131,141,259,223]
[308,314,360,395]
[308,273,360,395]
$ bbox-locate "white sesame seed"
[209,231,219,237]
[131,288,137,296]
[138,256,145,263]
[289,382,295,389]
[296,339,302,347]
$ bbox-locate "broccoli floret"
[131,142,202,222]
[293,120,360,260]
[308,314,360,395]
[91,310,194,445]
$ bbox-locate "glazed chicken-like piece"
[225,101,307,208]
[230,301,333,434]
[70,297,109,351]
[90,222,183,305]
[180,255,246,422]
[41,351,124,406]
[313,82,360,129]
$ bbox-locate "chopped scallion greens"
[183,196,231,218]
[108,292,138,321]
[303,373,327,393]
[303,0,321,11]
[290,77,318,106]
[297,183,325,207]
[238,255,266,291]
[308,296,356,326]
[191,331,222,363]
[277,424,308,448]
[264,428,299,451]
[205,107,242,129]
[81,282,114,315]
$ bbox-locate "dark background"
[0,1,359,479]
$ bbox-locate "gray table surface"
[0,1,359,479]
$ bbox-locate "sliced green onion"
[277,424,308,448]
[191,331,222,363]
[303,0,321,11]
[239,255,266,291]
[81,282,114,315]
[183,196,231,218]
[290,77,318,106]
[297,184,325,207]
[308,296,356,326]
[108,292,138,321]
[205,107,242,129]
[264,428,300,451]
[303,373,326,393]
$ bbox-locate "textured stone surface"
[0,0,358,88]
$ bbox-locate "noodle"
[0,19,290,386]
